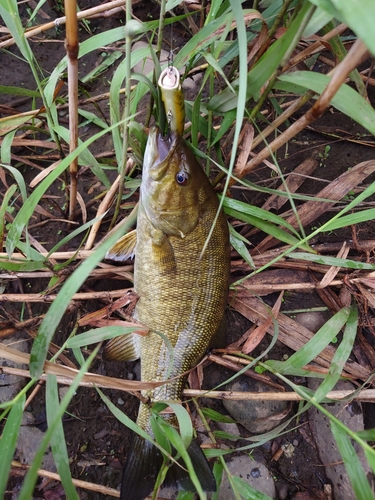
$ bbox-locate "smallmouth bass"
[106,127,230,500]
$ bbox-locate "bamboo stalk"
[64,0,79,220]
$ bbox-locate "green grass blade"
[156,418,206,499]
[313,303,358,403]
[0,394,25,499]
[0,184,17,245]
[165,402,193,449]
[226,207,310,250]
[47,213,107,257]
[5,121,121,257]
[232,476,273,500]
[320,209,375,231]
[330,421,374,500]
[315,0,375,56]
[1,163,28,202]
[222,196,302,236]
[29,209,137,379]
[53,125,110,188]
[97,388,171,455]
[46,375,79,500]
[67,326,140,348]
[267,307,351,374]
[209,2,315,112]
[288,252,375,271]
[277,71,375,134]
[364,448,375,476]
[1,130,16,164]
[0,0,34,61]
[18,348,99,500]
[229,225,254,269]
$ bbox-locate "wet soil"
[1,2,375,500]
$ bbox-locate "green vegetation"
[1,0,375,498]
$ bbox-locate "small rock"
[308,379,373,499]
[219,456,276,499]
[58,385,71,400]
[277,482,290,500]
[117,397,124,405]
[0,337,29,403]
[216,420,241,441]
[294,312,326,333]
[223,376,290,434]
[17,425,55,471]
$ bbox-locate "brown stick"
[183,389,375,402]
[0,288,131,302]
[64,0,79,220]
[2,361,374,402]
[0,0,135,49]
[11,461,121,498]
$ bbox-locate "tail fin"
[120,435,216,500]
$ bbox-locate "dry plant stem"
[285,23,348,72]
[246,39,370,172]
[0,266,133,280]
[183,389,375,402]
[0,288,131,302]
[251,90,315,151]
[64,0,79,220]
[2,361,374,402]
[0,0,137,49]
[0,344,162,391]
[85,175,121,250]
[11,461,121,498]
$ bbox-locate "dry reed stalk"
[11,461,121,498]
[0,0,137,49]
[85,175,121,250]
[2,362,374,402]
[0,288,130,302]
[245,39,369,173]
[64,0,79,220]
[183,389,375,402]
[0,265,133,280]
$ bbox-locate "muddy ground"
[1,1,375,499]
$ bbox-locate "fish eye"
[176,170,188,185]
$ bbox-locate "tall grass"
[1,0,375,498]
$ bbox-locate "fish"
[105,72,230,500]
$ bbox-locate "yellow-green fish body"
[106,127,229,499]
[135,128,229,431]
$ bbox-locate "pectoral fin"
[105,229,137,262]
[103,333,140,362]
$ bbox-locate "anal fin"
[103,333,140,362]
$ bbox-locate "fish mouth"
[144,127,180,181]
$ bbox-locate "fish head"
[141,126,205,238]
